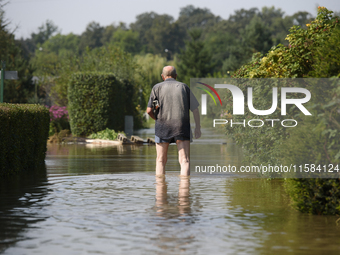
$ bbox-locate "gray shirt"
[147,78,199,139]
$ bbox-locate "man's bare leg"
[156,142,169,175]
[176,140,190,176]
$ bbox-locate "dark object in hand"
[152,100,160,119]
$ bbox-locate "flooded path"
[1,129,339,254]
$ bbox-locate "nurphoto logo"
[194,79,313,128]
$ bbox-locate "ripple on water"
[1,172,272,255]
[1,142,340,254]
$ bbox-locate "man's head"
[161,66,177,80]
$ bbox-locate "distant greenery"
[88,128,123,141]
[177,29,213,85]
[0,0,34,103]
[8,4,322,106]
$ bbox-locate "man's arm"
[147,107,156,120]
[192,108,201,139]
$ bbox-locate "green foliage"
[285,179,340,215]
[130,12,185,55]
[241,16,273,55]
[280,81,340,166]
[79,21,104,52]
[133,53,167,107]
[30,20,59,46]
[39,33,80,56]
[0,103,50,176]
[0,2,34,103]
[32,44,139,106]
[88,128,123,140]
[177,5,220,31]
[68,72,136,136]
[228,8,340,167]
[144,15,185,55]
[24,5,323,109]
[206,6,296,72]
[227,7,340,214]
[177,29,214,85]
[110,28,140,54]
[233,7,338,78]
[19,20,59,58]
[309,26,340,78]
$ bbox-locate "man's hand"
[146,107,156,120]
[195,127,201,139]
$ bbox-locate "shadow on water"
[0,166,49,253]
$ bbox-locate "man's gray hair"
[162,66,177,78]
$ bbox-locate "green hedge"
[285,179,340,215]
[68,72,135,136]
[0,103,50,176]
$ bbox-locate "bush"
[88,128,122,140]
[285,179,340,215]
[68,72,134,136]
[47,105,70,136]
[0,103,50,176]
[229,7,340,214]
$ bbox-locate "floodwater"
[1,129,340,255]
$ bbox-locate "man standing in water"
[146,66,201,176]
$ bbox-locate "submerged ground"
[0,129,339,254]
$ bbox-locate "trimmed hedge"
[0,103,50,176]
[68,72,135,136]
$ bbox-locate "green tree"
[39,33,80,56]
[19,20,59,59]
[241,16,273,55]
[177,29,213,85]
[177,5,220,31]
[101,22,127,45]
[212,8,259,35]
[0,1,34,103]
[134,53,168,107]
[204,31,239,72]
[30,33,80,105]
[145,14,185,55]
[40,45,140,106]
[131,12,185,55]
[79,21,104,52]
[130,12,158,49]
[110,28,140,54]
[31,20,59,46]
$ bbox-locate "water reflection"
[152,176,197,253]
[1,138,340,254]
[155,176,191,217]
[155,176,168,209]
[0,168,49,253]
